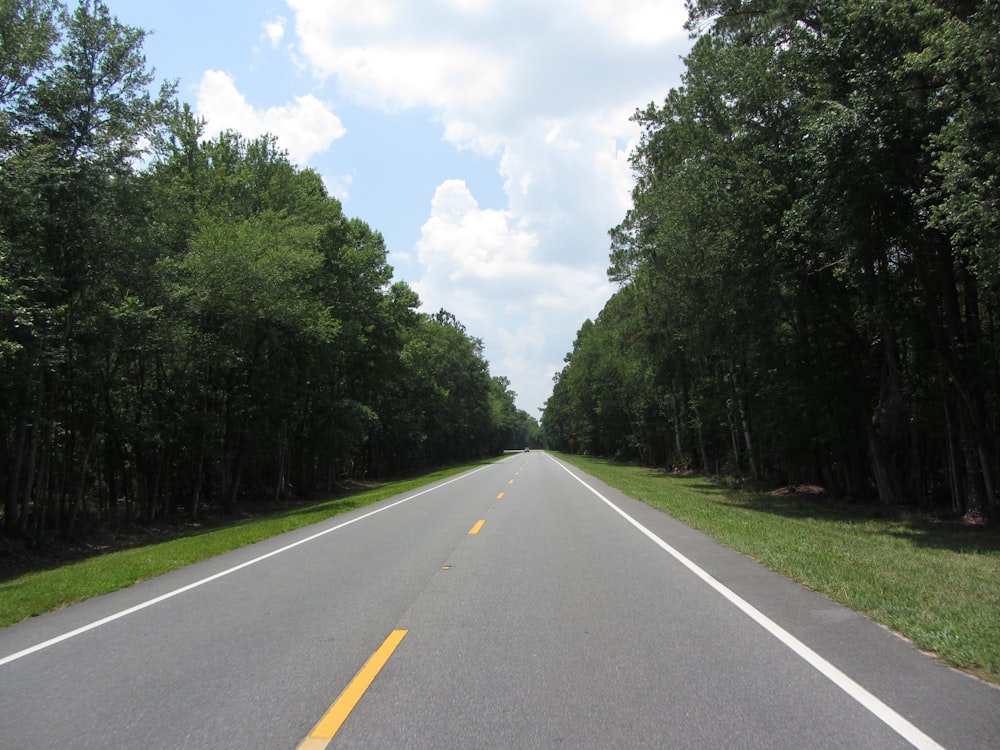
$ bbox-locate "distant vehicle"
[524,447,530,452]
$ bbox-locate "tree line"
[542,0,998,521]
[0,0,539,543]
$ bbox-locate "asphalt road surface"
[1,452,998,749]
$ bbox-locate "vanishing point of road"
[1,452,998,748]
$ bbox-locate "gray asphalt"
[0,452,997,749]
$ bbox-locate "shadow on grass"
[0,457,506,585]
[884,525,1000,555]
[636,469,1000,556]
[0,490,387,585]
[0,496,351,585]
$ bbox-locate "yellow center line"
[508,479,514,485]
[468,519,486,535]
[297,629,408,750]
[496,492,504,499]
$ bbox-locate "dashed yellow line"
[496,492,504,499]
[297,629,408,749]
[468,519,486,535]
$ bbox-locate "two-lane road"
[1,452,997,748]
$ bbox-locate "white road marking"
[0,466,493,668]
[549,456,947,750]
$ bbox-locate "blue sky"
[110,0,692,414]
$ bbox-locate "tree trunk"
[729,366,758,481]
[941,392,965,515]
[5,412,28,536]
[274,421,287,504]
[19,412,41,537]
[865,316,912,507]
[191,432,206,523]
[66,424,97,539]
[690,398,710,473]
[671,390,683,460]
[949,368,993,522]
[937,250,994,521]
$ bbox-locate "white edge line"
[548,455,947,750]
[0,465,492,668]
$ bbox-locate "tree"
[549,0,999,519]
[1,0,175,537]
[0,2,540,542]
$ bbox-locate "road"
[1,452,998,749]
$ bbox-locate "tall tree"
[551,0,998,519]
[1,0,174,537]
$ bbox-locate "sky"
[109,0,693,415]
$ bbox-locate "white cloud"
[415,180,537,303]
[262,17,286,47]
[414,179,614,410]
[292,37,510,115]
[301,0,397,30]
[279,0,689,411]
[322,172,353,201]
[196,69,346,164]
[580,0,690,45]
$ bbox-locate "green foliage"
[0,0,59,111]
[171,211,337,344]
[547,0,1000,519]
[0,1,525,542]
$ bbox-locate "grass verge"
[0,457,502,629]
[558,453,1000,684]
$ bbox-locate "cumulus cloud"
[417,180,536,286]
[414,179,615,409]
[284,0,683,148]
[262,17,286,47]
[278,0,689,410]
[196,69,346,163]
[295,40,510,116]
[581,0,690,45]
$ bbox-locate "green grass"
[0,458,502,629]
[559,453,1000,684]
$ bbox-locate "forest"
[0,0,539,544]
[542,0,999,522]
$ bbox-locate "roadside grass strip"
[557,454,1000,685]
[0,458,505,630]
